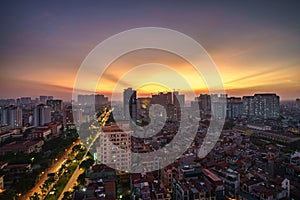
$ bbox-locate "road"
[57,165,83,199]
[58,130,102,199]
[21,140,80,200]
[58,109,111,199]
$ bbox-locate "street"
[21,140,80,200]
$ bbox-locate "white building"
[33,104,51,127]
[97,123,131,176]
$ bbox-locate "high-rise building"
[136,97,151,124]
[34,104,51,127]
[191,94,211,118]
[95,94,108,108]
[63,106,74,126]
[39,96,48,104]
[72,107,83,126]
[123,88,137,122]
[151,92,172,108]
[39,95,54,104]
[78,95,91,105]
[198,94,211,112]
[46,99,63,113]
[166,103,177,121]
[0,106,22,129]
[242,96,255,118]
[78,94,108,106]
[254,93,280,119]
[97,123,131,178]
[242,93,280,119]
[20,97,31,105]
[151,92,172,120]
[173,91,185,121]
[227,97,243,119]
[296,98,300,108]
[211,94,227,119]
[150,91,185,121]
[46,99,63,122]
[0,99,15,107]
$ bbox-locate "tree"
[62,191,73,200]
[290,140,300,151]
[30,192,40,200]
[79,158,94,170]
[0,190,15,200]
[73,184,80,191]
[77,173,86,185]
[72,144,81,152]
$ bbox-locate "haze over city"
[1,1,300,100]
[1,1,300,200]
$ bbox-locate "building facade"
[243,94,280,119]
[97,124,131,178]
[123,88,137,122]
[227,97,243,119]
[0,106,22,129]
[33,104,51,127]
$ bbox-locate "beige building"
[97,123,131,178]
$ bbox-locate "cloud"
[224,64,296,85]
[101,72,131,88]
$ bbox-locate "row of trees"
[0,129,78,200]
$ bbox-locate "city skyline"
[1,2,300,199]
[0,91,296,104]
[1,1,300,101]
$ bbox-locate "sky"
[0,1,299,101]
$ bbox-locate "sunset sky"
[0,1,299,101]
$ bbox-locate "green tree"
[79,158,94,170]
[290,140,300,151]
[77,173,86,185]
[62,191,73,200]
[30,192,40,200]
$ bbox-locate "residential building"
[39,96,48,104]
[46,99,63,113]
[74,165,116,200]
[173,91,185,121]
[136,97,151,125]
[123,88,137,122]
[227,97,243,119]
[213,168,240,199]
[296,98,300,108]
[151,91,184,121]
[151,92,172,109]
[211,94,227,119]
[78,94,108,108]
[198,94,211,112]
[0,105,22,129]
[63,105,74,126]
[97,123,131,179]
[0,140,44,155]
[243,93,280,119]
[33,104,51,126]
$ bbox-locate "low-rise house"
[0,140,44,155]
[3,163,32,175]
